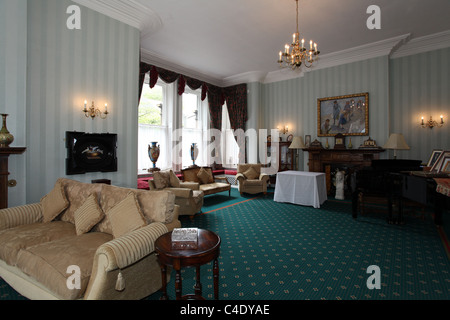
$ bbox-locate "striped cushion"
[107,192,147,239]
[74,193,105,235]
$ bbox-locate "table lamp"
[289,136,306,170]
[383,133,410,159]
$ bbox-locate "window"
[138,79,170,172]
[181,88,207,168]
[138,77,210,173]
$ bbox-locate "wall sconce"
[277,125,289,135]
[421,115,444,129]
[83,100,109,120]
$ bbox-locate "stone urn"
[148,142,160,172]
[0,114,14,148]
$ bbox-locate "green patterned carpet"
[1,189,449,300]
[153,190,450,301]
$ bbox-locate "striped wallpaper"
[390,47,450,162]
[26,0,140,203]
[259,56,390,170]
[0,0,28,207]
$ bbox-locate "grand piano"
[352,159,423,224]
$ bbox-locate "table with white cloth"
[274,171,328,209]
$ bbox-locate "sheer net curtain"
[222,105,240,168]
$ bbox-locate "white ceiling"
[76,0,450,85]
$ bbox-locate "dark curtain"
[224,84,248,132]
[138,62,152,102]
[207,84,225,130]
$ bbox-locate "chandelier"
[278,0,320,70]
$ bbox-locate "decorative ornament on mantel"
[277,0,320,70]
[0,114,14,148]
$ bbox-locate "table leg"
[194,266,202,297]
[160,264,168,300]
[213,259,219,300]
[175,269,182,300]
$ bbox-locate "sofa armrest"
[0,203,43,231]
[179,182,200,191]
[166,187,193,199]
[214,176,229,184]
[95,222,169,272]
[236,173,246,183]
[259,173,270,183]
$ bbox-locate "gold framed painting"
[318,92,369,137]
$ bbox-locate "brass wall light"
[277,125,289,135]
[83,100,109,120]
[421,115,444,129]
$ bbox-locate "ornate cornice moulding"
[72,0,162,38]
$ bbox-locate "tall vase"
[190,143,199,167]
[148,142,161,172]
[0,114,14,148]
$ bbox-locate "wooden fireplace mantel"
[0,147,26,209]
[303,147,385,194]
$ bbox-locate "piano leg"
[352,190,359,219]
[435,193,445,226]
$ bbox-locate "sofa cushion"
[197,168,210,184]
[107,192,147,239]
[0,221,76,266]
[244,179,264,186]
[169,170,181,188]
[243,167,259,180]
[58,179,103,225]
[74,194,105,235]
[200,182,231,195]
[153,170,171,189]
[136,190,176,224]
[40,179,69,223]
[15,232,113,300]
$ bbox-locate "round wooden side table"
[155,229,221,300]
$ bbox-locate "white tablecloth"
[274,171,328,209]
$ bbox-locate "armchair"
[149,170,204,217]
[236,164,270,196]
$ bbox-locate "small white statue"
[335,170,345,200]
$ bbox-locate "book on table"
[171,228,199,250]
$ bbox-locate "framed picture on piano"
[427,149,443,167]
[442,158,450,173]
[431,150,450,172]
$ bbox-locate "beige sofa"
[236,164,270,195]
[181,166,231,197]
[0,178,180,300]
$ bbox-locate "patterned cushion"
[153,170,171,189]
[169,170,181,188]
[40,179,69,223]
[197,168,211,184]
[107,192,147,238]
[73,193,105,235]
[243,167,259,180]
